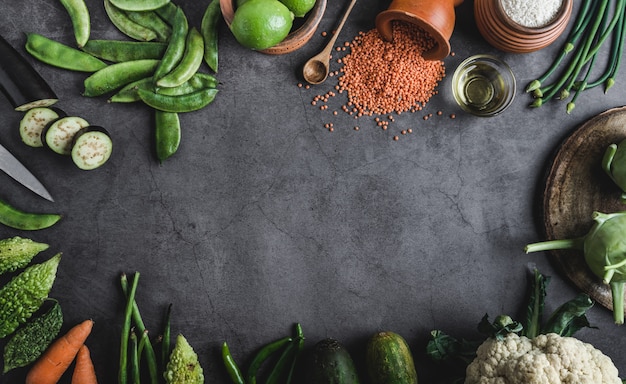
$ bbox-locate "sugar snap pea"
[82,39,167,62]
[83,59,160,97]
[125,9,172,42]
[138,87,218,112]
[26,33,107,72]
[201,0,220,73]
[246,336,292,384]
[156,28,204,88]
[0,198,61,231]
[110,0,171,11]
[104,0,158,41]
[222,342,245,384]
[153,6,188,83]
[59,0,90,47]
[155,110,180,162]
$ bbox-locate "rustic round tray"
[541,106,626,312]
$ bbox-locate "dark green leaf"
[542,293,595,336]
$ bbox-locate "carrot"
[25,319,94,384]
[71,345,98,384]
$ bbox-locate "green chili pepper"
[156,28,204,88]
[59,0,90,47]
[153,6,188,83]
[246,336,293,384]
[0,198,61,231]
[222,342,245,384]
[26,33,107,72]
[84,59,160,97]
[125,9,172,42]
[82,40,167,62]
[155,110,181,162]
[138,87,218,113]
[104,0,158,41]
[201,0,221,73]
[286,323,305,384]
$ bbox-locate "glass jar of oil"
[452,55,516,117]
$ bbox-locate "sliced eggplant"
[0,34,58,111]
[43,116,89,155]
[70,126,113,170]
[19,107,66,148]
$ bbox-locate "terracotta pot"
[375,0,464,60]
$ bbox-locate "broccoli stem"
[610,281,625,325]
[524,238,585,253]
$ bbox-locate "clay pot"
[474,0,573,53]
[375,0,464,60]
[220,0,327,55]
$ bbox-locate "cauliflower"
[465,333,621,384]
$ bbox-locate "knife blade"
[0,142,53,202]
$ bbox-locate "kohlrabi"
[525,211,626,324]
[602,139,626,203]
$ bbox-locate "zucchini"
[304,338,360,384]
[19,107,66,147]
[70,126,113,170]
[366,331,418,384]
[0,34,58,111]
[43,116,89,155]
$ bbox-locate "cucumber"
[19,107,66,147]
[305,338,360,384]
[366,331,418,384]
[70,126,113,170]
[43,116,89,155]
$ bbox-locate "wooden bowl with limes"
[220,0,327,54]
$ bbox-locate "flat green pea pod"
[110,0,171,11]
[125,9,172,42]
[155,110,181,162]
[0,236,49,275]
[104,0,158,41]
[153,6,188,83]
[0,253,61,339]
[82,39,167,62]
[164,334,204,384]
[25,33,107,72]
[84,59,160,97]
[59,0,90,47]
[3,300,63,373]
[0,198,62,231]
[603,138,626,203]
[109,73,218,103]
[156,28,204,88]
[138,87,218,113]
[201,0,220,73]
[154,1,178,24]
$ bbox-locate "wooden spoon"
[302,0,356,84]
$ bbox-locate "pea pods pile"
[25,0,222,163]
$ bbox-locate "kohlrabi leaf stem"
[610,282,625,325]
[524,238,585,253]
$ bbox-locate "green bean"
[125,9,172,42]
[59,0,90,47]
[119,272,140,384]
[138,87,218,112]
[104,0,158,41]
[155,110,180,162]
[84,59,160,97]
[26,33,107,72]
[154,1,178,24]
[222,342,245,384]
[110,0,171,12]
[82,39,167,62]
[153,6,188,83]
[0,198,61,231]
[201,0,220,73]
[246,336,293,384]
[156,28,204,88]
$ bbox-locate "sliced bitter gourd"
[3,300,63,373]
[0,236,49,275]
[164,334,204,384]
[0,253,61,339]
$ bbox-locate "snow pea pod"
[125,9,172,42]
[110,0,171,11]
[201,0,220,73]
[104,0,157,41]
[0,199,61,231]
[82,39,167,62]
[84,59,160,97]
[26,33,107,72]
[156,28,204,88]
[154,1,178,24]
[138,87,218,112]
[155,110,180,162]
[153,6,188,82]
[59,0,90,47]
[109,73,218,103]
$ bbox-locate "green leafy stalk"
[611,282,625,325]
[522,269,549,338]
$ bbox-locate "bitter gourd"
[0,253,61,338]
[3,300,63,372]
[0,236,49,275]
[163,334,204,384]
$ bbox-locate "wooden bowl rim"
[493,0,573,34]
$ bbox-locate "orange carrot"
[71,345,98,384]
[25,319,94,384]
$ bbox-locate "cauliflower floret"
[465,333,621,384]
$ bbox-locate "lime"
[279,0,315,18]
[230,0,294,50]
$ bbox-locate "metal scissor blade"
[0,143,53,202]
